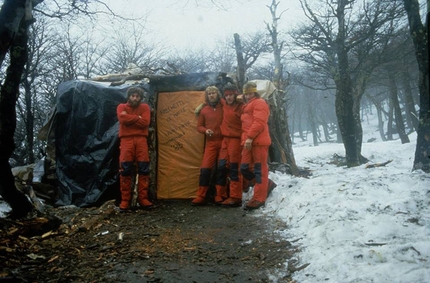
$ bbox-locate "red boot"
[245,198,265,210]
[137,175,153,209]
[191,186,208,206]
[214,185,227,205]
[119,175,132,211]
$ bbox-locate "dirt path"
[1,200,298,282]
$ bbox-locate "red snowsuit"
[117,102,151,209]
[218,99,244,199]
[240,97,271,203]
[195,102,224,202]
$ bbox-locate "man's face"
[128,93,142,108]
[207,90,219,104]
[225,93,235,105]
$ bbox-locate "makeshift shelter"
[44,72,232,207]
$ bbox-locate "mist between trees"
[0,0,427,171]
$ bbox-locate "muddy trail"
[1,200,300,282]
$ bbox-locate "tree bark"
[403,0,430,172]
[387,67,410,144]
[266,0,299,175]
[401,64,419,132]
[308,106,318,146]
[233,33,245,91]
[387,99,394,140]
[0,0,35,218]
[334,0,360,167]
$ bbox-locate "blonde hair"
[205,86,220,103]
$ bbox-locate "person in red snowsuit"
[117,87,153,211]
[217,84,245,207]
[191,86,225,205]
[240,82,272,210]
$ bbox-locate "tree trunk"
[266,0,299,175]
[267,96,299,175]
[373,100,387,141]
[387,68,410,144]
[233,33,245,91]
[386,99,394,140]
[0,0,34,218]
[308,106,318,146]
[334,0,360,167]
[401,64,419,132]
[403,0,430,172]
[24,80,35,163]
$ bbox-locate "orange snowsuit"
[117,102,151,209]
[240,97,271,202]
[218,99,244,199]
[195,102,224,200]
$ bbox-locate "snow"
[256,122,430,282]
[1,111,429,283]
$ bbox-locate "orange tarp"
[156,91,205,199]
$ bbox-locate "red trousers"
[118,136,151,208]
[199,139,223,186]
[240,145,269,202]
[218,137,242,199]
[119,136,149,176]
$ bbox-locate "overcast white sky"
[102,0,304,50]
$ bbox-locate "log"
[365,160,393,169]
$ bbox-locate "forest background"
[0,0,428,217]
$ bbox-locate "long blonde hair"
[204,86,220,104]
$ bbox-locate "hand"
[244,138,253,150]
[206,129,214,136]
[121,111,127,115]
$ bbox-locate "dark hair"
[223,83,239,94]
[127,87,144,99]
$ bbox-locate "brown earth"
[1,199,301,282]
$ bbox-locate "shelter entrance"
[156,91,205,199]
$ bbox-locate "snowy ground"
[2,113,429,283]
[256,126,430,282]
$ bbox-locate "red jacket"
[241,97,271,146]
[220,100,243,138]
[117,102,150,138]
[197,102,223,141]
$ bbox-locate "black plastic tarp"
[53,72,230,207]
[55,80,133,206]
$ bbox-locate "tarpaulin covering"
[55,80,130,207]
[156,91,205,199]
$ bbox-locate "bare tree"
[234,31,271,89]
[265,0,298,175]
[0,0,122,218]
[207,39,236,73]
[0,0,42,218]
[15,17,55,165]
[403,0,430,172]
[103,22,164,74]
[165,48,211,74]
[292,0,406,166]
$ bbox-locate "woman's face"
[244,92,255,102]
